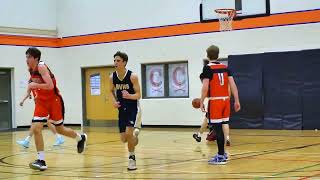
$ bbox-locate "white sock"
[129,152,135,156]
[226,135,230,140]
[38,151,45,161]
[56,134,62,138]
[75,133,82,142]
[25,136,31,142]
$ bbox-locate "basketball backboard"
[200,0,270,22]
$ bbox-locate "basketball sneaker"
[16,139,30,148]
[224,153,229,161]
[128,155,137,171]
[53,135,65,146]
[208,154,227,165]
[208,153,229,162]
[29,159,47,171]
[77,134,87,153]
[193,133,201,142]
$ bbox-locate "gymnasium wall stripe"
[0,9,319,48]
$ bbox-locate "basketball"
[192,98,201,109]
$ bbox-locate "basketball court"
[0,0,319,179]
[0,127,319,179]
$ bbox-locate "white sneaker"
[127,157,137,171]
[16,139,30,148]
[53,136,65,146]
[133,128,140,137]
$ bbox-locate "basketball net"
[215,9,236,31]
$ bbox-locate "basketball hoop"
[215,9,236,31]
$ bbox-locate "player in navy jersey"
[109,51,142,171]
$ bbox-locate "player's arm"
[123,73,141,100]
[200,78,209,112]
[28,65,54,90]
[228,76,241,112]
[109,75,121,108]
[20,88,32,106]
[200,65,211,112]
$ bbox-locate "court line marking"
[272,163,320,177]
[298,172,320,180]
[1,129,318,179]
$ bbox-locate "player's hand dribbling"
[200,103,206,113]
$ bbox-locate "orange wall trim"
[0,10,319,48]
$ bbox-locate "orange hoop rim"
[215,8,236,17]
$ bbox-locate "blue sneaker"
[208,154,227,165]
[224,153,229,161]
[16,139,30,148]
[53,136,65,146]
[208,153,229,162]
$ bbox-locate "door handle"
[0,100,9,103]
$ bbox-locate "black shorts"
[222,121,229,124]
[118,108,138,133]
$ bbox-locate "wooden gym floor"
[0,127,319,179]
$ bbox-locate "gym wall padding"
[301,49,320,130]
[228,49,320,130]
[262,52,303,130]
[228,54,264,129]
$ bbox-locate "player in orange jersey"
[25,47,87,171]
[16,73,64,148]
[200,45,240,165]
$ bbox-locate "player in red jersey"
[200,45,240,165]
[25,47,87,171]
[16,69,65,148]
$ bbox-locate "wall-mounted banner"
[146,65,164,97]
[169,63,188,97]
